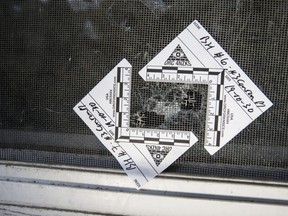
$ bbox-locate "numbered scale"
[115,65,226,147]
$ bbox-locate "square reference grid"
[117,67,221,147]
[74,20,272,189]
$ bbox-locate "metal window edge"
[0,160,288,216]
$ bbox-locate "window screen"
[0,0,287,181]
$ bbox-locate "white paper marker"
[138,20,273,155]
[74,20,272,188]
[74,59,198,189]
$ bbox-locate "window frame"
[0,160,288,216]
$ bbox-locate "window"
[0,1,287,215]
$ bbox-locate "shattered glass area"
[130,82,207,139]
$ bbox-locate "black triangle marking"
[164,44,191,66]
[146,145,172,166]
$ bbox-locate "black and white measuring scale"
[115,65,225,148]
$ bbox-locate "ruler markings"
[116,64,225,147]
[115,66,193,147]
[145,65,224,146]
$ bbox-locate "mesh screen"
[0,0,287,181]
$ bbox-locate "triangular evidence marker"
[164,44,192,66]
[138,20,273,155]
[146,144,172,166]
